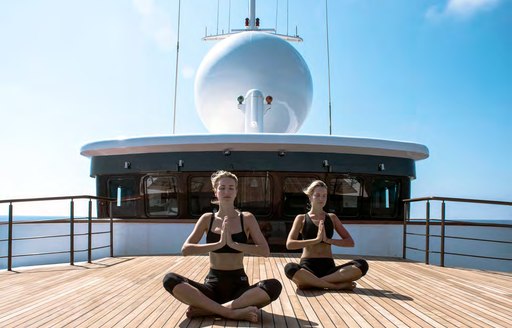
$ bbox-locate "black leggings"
[163,268,282,306]
[284,258,369,280]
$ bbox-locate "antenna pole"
[275,0,279,32]
[172,0,182,134]
[228,0,231,33]
[286,0,289,35]
[325,0,333,135]
[216,0,220,34]
[249,0,256,29]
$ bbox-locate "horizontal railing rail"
[403,196,512,206]
[403,196,512,268]
[0,195,116,271]
[0,195,114,204]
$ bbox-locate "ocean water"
[409,219,512,225]
[0,216,112,270]
[2,215,511,224]
[0,215,85,223]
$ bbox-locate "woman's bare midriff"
[302,243,333,259]
[210,252,245,270]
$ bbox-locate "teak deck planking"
[0,254,511,327]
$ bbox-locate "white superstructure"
[81,134,428,160]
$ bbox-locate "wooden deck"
[0,254,511,327]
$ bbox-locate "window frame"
[282,175,320,218]
[143,175,180,218]
[327,176,364,218]
[107,176,138,217]
[235,175,273,216]
[369,177,401,218]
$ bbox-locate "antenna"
[172,0,182,134]
[228,0,232,33]
[202,0,301,42]
[286,0,289,36]
[216,0,220,35]
[249,0,256,29]
[275,0,279,32]
[325,0,333,135]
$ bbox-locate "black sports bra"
[301,213,334,242]
[206,213,247,253]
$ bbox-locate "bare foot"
[331,281,357,290]
[228,306,259,323]
[296,283,311,290]
[186,306,213,318]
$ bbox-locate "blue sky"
[0,0,511,217]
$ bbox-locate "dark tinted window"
[328,177,363,217]
[236,176,272,215]
[188,176,215,216]
[283,177,317,217]
[108,177,137,217]
[144,176,179,217]
[370,179,400,218]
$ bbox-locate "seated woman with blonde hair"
[163,170,282,322]
[284,180,368,290]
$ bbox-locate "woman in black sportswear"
[163,170,281,322]
[284,180,368,290]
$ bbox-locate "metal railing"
[0,195,115,271]
[403,196,512,268]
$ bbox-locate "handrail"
[403,196,512,206]
[403,196,512,269]
[0,195,116,271]
[0,195,143,204]
[0,195,113,204]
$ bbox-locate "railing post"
[88,199,92,263]
[7,203,13,271]
[109,201,114,258]
[440,200,446,267]
[70,199,74,266]
[403,201,409,259]
[425,200,430,265]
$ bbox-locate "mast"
[202,0,302,42]
[172,0,182,134]
[249,0,256,29]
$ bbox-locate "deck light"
[265,95,273,104]
[124,161,131,169]
[278,151,285,157]
[223,150,231,156]
[323,160,329,167]
[237,95,244,104]
[378,163,385,171]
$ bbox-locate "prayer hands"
[316,220,326,244]
[220,216,232,247]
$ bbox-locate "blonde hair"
[303,180,328,197]
[210,170,238,190]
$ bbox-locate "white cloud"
[426,0,501,20]
[132,0,174,51]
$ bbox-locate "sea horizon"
[1,215,511,225]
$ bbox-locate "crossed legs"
[171,282,261,322]
[285,258,368,290]
[163,272,282,322]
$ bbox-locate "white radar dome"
[194,31,313,133]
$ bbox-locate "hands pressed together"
[314,220,330,244]
[218,216,235,249]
